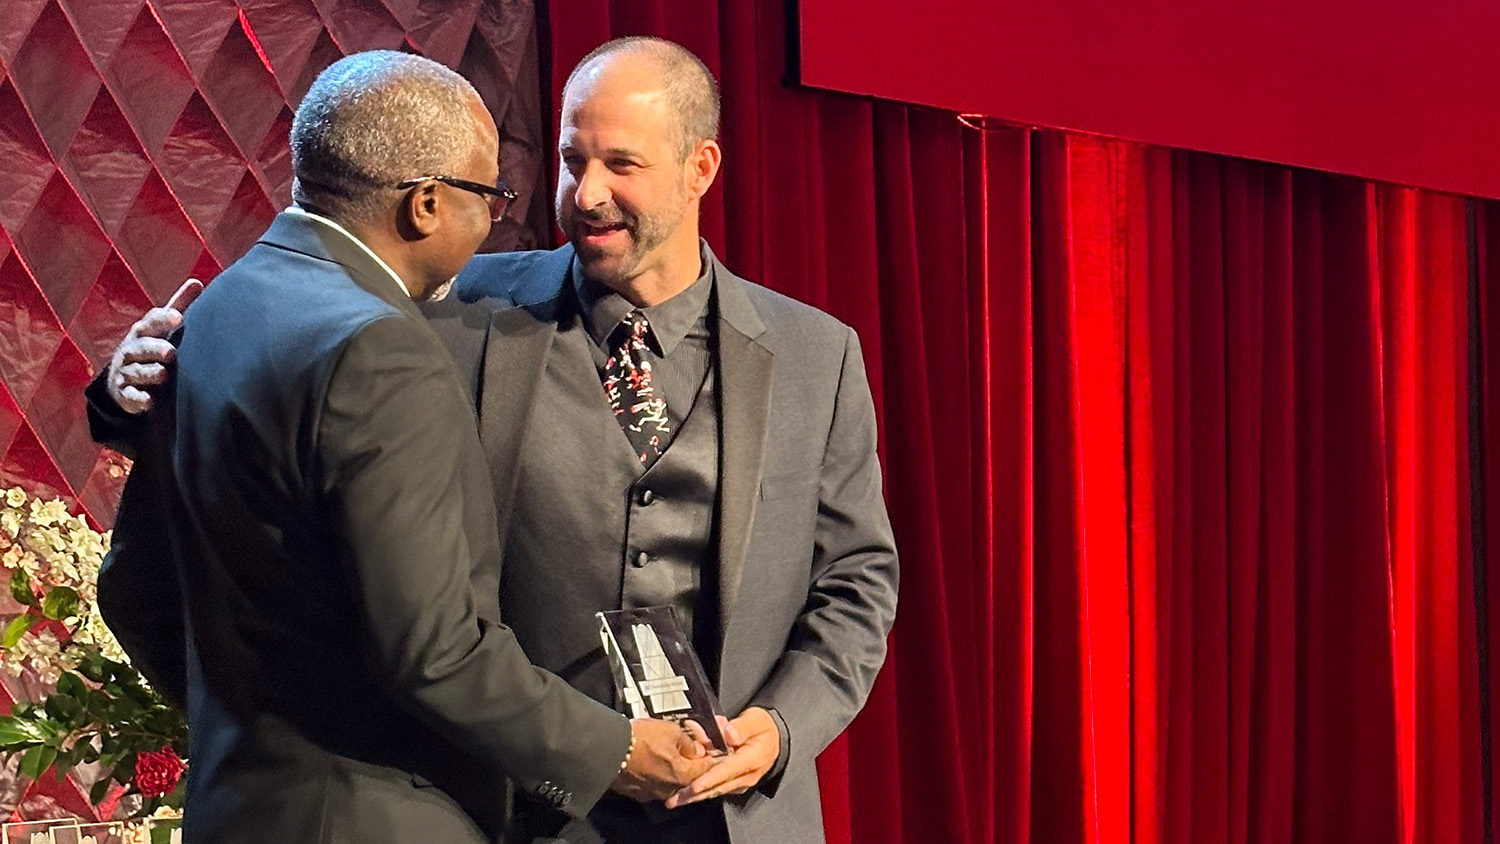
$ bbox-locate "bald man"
[433,38,898,844]
[91,50,711,844]
[92,38,897,844]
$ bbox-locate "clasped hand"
[613,707,781,807]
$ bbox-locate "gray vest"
[500,310,720,709]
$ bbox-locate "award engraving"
[598,606,730,754]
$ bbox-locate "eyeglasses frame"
[396,175,519,222]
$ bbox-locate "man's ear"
[401,181,442,238]
[685,139,722,201]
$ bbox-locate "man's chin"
[573,249,635,285]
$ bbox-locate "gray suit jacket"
[430,244,899,843]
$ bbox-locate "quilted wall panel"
[0,0,546,819]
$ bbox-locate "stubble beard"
[560,188,689,287]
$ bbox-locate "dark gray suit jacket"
[94,215,630,843]
[431,244,899,844]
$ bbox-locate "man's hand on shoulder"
[610,718,715,803]
[108,279,203,414]
[665,706,781,808]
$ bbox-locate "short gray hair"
[566,37,720,160]
[291,50,481,223]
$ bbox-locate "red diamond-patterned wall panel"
[0,0,545,819]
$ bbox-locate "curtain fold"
[545,3,1484,840]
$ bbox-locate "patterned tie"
[602,310,672,467]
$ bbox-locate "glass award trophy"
[597,606,731,754]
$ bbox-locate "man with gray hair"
[92,50,712,844]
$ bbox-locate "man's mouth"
[579,220,628,236]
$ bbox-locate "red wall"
[798,0,1500,199]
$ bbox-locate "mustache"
[571,205,632,227]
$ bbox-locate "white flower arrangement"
[0,487,124,683]
[0,486,186,818]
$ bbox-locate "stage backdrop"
[0,0,547,818]
[0,0,1493,840]
[549,1,1490,842]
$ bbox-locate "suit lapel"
[480,302,558,547]
[713,260,772,639]
[460,248,576,542]
[419,296,494,408]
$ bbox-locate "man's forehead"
[564,52,670,107]
[560,89,674,141]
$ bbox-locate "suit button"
[633,551,650,568]
[637,488,656,506]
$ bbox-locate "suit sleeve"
[317,316,630,819]
[85,369,147,458]
[748,327,899,793]
[95,404,188,705]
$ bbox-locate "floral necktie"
[602,310,672,467]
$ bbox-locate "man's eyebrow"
[604,148,646,160]
[556,144,649,162]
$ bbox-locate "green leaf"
[108,693,142,720]
[55,672,85,698]
[40,586,78,621]
[9,569,35,608]
[85,689,111,719]
[0,718,44,747]
[51,746,76,779]
[18,744,56,780]
[77,654,107,683]
[43,692,82,723]
[123,681,156,707]
[2,613,34,649]
[89,774,114,805]
[33,717,63,736]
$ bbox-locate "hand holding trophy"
[597,606,732,756]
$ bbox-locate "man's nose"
[573,160,612,210]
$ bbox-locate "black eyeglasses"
[397,175,518,222]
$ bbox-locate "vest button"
[637,488,656,506]
[633,551,651,568]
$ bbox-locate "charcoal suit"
[423,242,899,844]
[88,213,631,843]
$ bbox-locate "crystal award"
[597,606,731,754]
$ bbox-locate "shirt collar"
[574,240,714,356]
[284,205,412,298]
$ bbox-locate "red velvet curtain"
[545,2,1485,842]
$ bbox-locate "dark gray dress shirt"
[574,251,715,435]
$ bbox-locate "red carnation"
[134,747,186,798]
